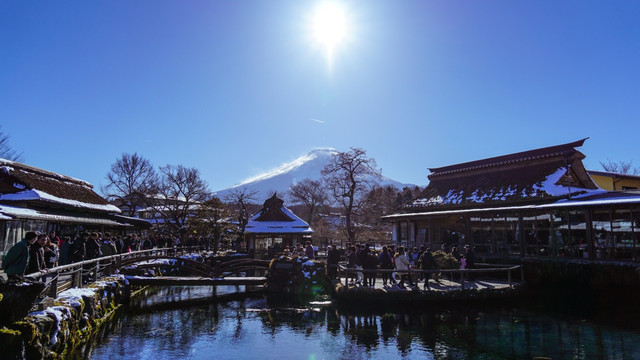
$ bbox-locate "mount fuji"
[214,148,416,202]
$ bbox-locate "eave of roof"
[0,189,121,213]
[0,204,129,227]
[384,192,640,220]
[428,138,587,177]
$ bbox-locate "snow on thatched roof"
[0,158,120,213]
[246,193,313,234]
[408,139,602,210]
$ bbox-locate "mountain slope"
[214,148,415,202]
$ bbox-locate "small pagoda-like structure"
[245,193,313,255]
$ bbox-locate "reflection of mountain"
[214,148,415,201]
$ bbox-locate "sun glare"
[312,2,349,67]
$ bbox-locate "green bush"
[433,250,459,269]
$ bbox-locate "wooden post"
[460,270,465,290]
[105,261,112,276]
[48,275,58,298]
[76,266,83,288]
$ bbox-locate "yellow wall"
[590,174,640,191]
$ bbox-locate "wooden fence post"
[48,275,58,298]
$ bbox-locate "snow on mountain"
[214,148,416,202]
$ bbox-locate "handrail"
[23,246,209,299]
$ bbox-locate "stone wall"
[0,275,129,359]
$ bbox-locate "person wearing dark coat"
[85,232,102,260]
[326,245,340,279]
[419,248,439,289]
[59,236,71,265]
[378,246,395,286]
[115,237,125,253]
[364,250,379,287]
[2,231,38,279]
[26,234,48,275]
[43,237,58,269]
[346,246,357,283]
[70,233,88,263]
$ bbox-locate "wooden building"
[245,193,313,254]
[588,170,640,191]
[0,158,147,256]
[384,139,640,261]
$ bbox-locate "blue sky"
[1,1,639,193]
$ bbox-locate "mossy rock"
[0,280,45,326]
[267,256,331,297]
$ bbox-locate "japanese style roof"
[0,158,120,213]
[246,193,313,234]
[407,139,602,211]
[0,204,127,227]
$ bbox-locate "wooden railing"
[337,264,523,290]
[24,246,208,299]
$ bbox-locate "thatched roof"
[408,139,601,211]
[246,193,312,234]
[254,193,294,222]
[0,158,120,213]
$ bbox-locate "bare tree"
[0,126,23,162]
[102,153,157,216]
[600,160,640,175]
[224,187,258,251]
[153,165,211,236]
[322,147,381,242]
[287,179,327,226]
[188,196,230,251]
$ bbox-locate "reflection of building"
[588,170,640,191]
[245,193,313,253]
[0,159,148,256]
[385,139,640,261]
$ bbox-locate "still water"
[81,287,640,360]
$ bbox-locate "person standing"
[378,246,394,286]
[346,246,357,284]
[43,237,58,269]
[2,231,38,279]
[304,241,315,259]
[395,246,413,288]
[70,233,88,263]
[419,248,439,289]
[26,234,48,275]
[85,232,102,260]
[59,236,72,265]
[326,245,340,280]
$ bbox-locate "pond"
[78,286,640,360]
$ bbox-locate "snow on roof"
[246,202,313,234]
[385,193,640,220]
[0,204,127,226]
[0,158,93,188]
[0,189,121,213]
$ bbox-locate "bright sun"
[312,2,349,65]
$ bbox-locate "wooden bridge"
[24,247,270,300]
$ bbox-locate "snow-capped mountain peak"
[214,148,413,201]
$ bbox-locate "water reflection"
[82,288,640,360]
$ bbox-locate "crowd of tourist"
[1,230,204,280]
[275,240,476,290]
